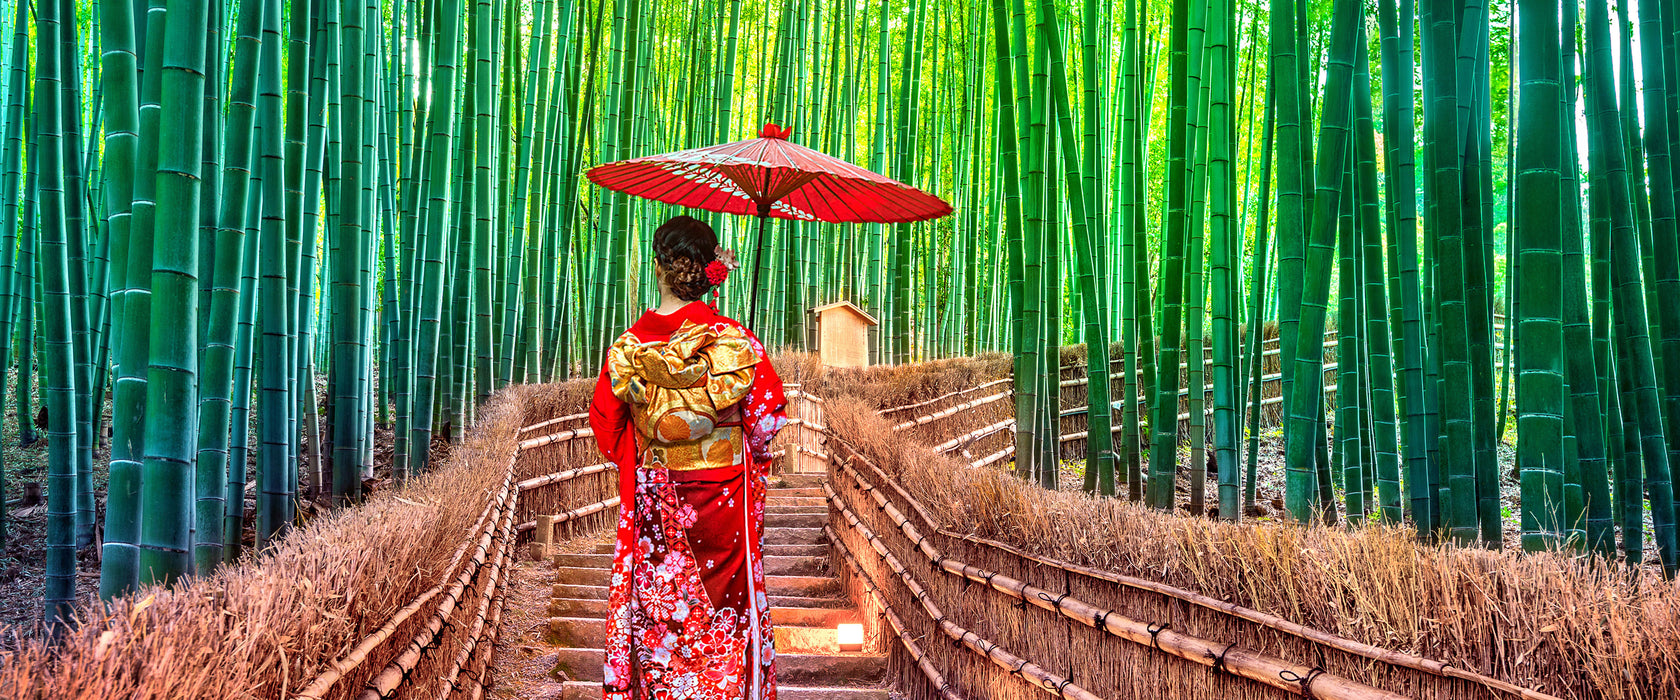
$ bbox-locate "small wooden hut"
[810,301,878,368]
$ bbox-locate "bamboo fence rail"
[893,391,1013,432]
[518,426,596,451]
[516,411,589,435]
[879,378,1015,416]
[297,390,618,700]
[827,484,1105,699]
[516,497,621,533]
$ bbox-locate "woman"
[588,215,787,700]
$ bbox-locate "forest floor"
[0,370,404,639]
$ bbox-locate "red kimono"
[589,301,787,700]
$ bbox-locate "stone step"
[766,512,828,529]
[769,487,824,498]
[551,648,889,686]
[551,617,848,654]
[767,496,827,508]
[552,553,827,577]
[587,541,829,557]
[767,504,829,515]
[559,681,888,700]
[767,544,830,557]
[551,583,853,607]
[766,527,825,546]
[553,570,839,596]
[771,473,826,489]
[550,597,860,627]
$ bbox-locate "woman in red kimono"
[589,215,787,700]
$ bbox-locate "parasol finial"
[758,122,792,140]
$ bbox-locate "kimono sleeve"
[589,346,641,511]
[740,330,789,469]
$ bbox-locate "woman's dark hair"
[653,215,719,302]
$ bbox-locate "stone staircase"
[547,473,890,699]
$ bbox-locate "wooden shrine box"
[810,301,879,368]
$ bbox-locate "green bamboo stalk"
[1583,0,1677,575]
[136,0,209,584]
[36,0,81,627]
[193,0,263,574]
[1282,0,1359,523]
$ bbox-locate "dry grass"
[809,356,1679,699]
[0,384,541,700]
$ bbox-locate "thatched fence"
[0,381,615,700]
[807,356,1676,700]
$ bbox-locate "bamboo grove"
[0,0,1677,628]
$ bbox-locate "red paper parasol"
[586,123,953,325]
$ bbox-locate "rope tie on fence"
[1279,668,1327,698]
[930,554,944,572]
[1147,622,1170,652]
[1093,608,1113,630]
[1037,590,1071,613]
[1046,676,1076,697]
[1010,658,1029,678]
[983,570,1000,589]
[1210,641,1238,676]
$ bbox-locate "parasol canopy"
[585,123,953,224]
[585,123,953,327]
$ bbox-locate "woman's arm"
[739,331,788,473]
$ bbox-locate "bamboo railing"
[824,454,1405,700]
[814,407,1566,700]
[296,405,615,700]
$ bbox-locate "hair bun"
[653,216,720,302]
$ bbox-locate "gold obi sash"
[607,321,759,471]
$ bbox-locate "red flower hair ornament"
[706,247,739,286]
[707,247,740,308]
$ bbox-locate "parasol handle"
[746,211,770,330]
